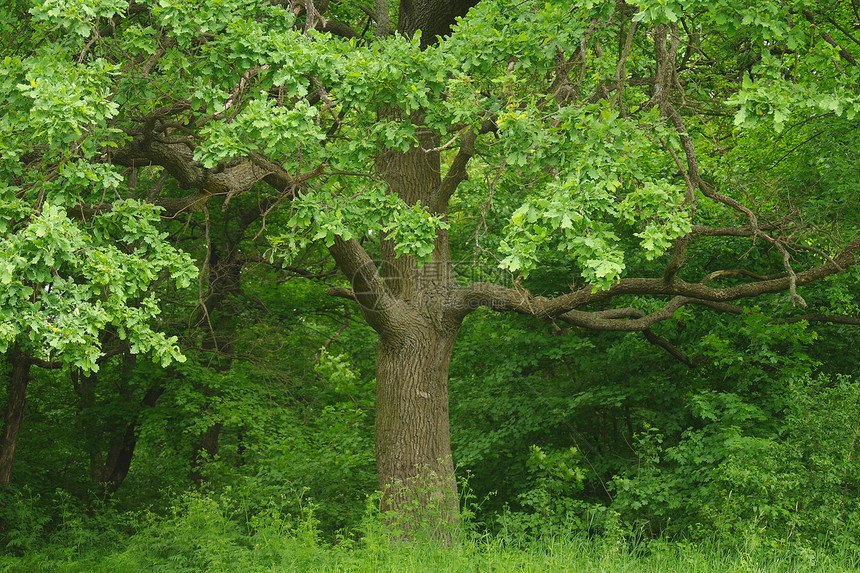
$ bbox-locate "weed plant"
[1,487,858,573]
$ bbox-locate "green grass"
[2,523,858,572]
[1,492,858,572]
[3,535,859,573]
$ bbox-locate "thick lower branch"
[459,235,860,319]
[327,237,401,333]
[556,296,743,332]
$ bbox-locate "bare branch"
[326,286,357,300]
[691,224,779,237]
[458,235,860,319]
[663,234,691,282]
[648,23,680,110]
[643,329,694,367]
[555,296,742,332]
[246,255,340,280]
[547,19,598,104]
[320,19,360,38]
[659,74,810,305]
[437,129,477,206]
[804,10,858,66]
[327,237,400,333]
[813,9,860,48]
[783,313,860,326]
[700,269,781,285]
[27,356,63,369]
[613,20,638,109]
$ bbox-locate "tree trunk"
[190,423,222,484]
[0,350,31,485]
[325,0,482,533]
[72,358,164,498]
[189,209,249,484]
[96,385,164,497]
[370,120,465,531]
[398,0,480,47]
[375,315,460,532]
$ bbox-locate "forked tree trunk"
[365,99,468,529]
[327,0,482,534]
[324,117,466,529]
[71,355,164,498]
[96,384,164,496]
[94,387,164,497]
[0,350,31,485]
[375,316,460,532]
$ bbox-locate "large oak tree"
[4,0,860,529]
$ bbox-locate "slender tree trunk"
[97,385,164,497]
[189,215,247,484]
[0,350,32,485]
[98,425,139,494]
[72,359,164,498]
[190,423,222,484]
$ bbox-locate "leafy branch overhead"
[2,0,858,359]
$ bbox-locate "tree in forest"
[0,200,195,484]
[0,3,198,486]
[3,0,860,530]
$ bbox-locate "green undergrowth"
[1,490,858,573]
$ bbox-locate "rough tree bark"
[375,319,460,529]
[376,163,461,525]
[399,0,480,47]
[348,1,481,528]
[328,119,468,528]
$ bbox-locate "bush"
[609,374,860,549]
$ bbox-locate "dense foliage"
[1,0,860,568]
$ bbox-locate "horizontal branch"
[104,137,320,218]
[556,297,743,332]
[326,286,356,300]
[458,235,860,322]
[783,313,860,325]
[691,224,778,237]
[67,191,211,219]
[27,356,63,369]
[700,269,782,285]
